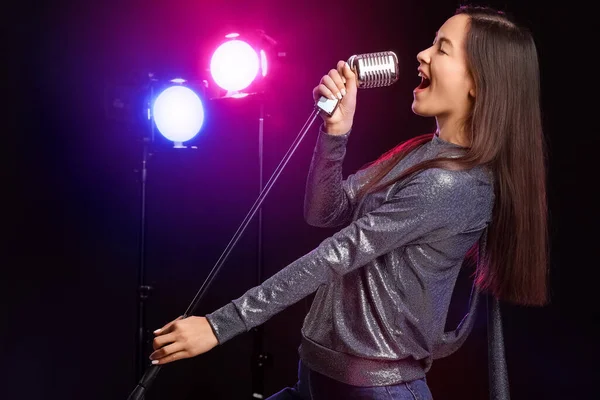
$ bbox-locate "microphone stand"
[126,104,322,400]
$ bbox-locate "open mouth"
[417,76,431,90]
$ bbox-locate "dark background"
[3,0,596,399]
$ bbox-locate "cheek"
[440,67,472,96]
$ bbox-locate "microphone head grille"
[348,51,400,89]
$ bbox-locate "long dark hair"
[355,5,549,306]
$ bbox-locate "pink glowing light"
[210,40,259,92]
[260,49,268,77]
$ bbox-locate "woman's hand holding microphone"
[312,60,358,136]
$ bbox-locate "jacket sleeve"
[303,126,379,228]
[206,168,482,345]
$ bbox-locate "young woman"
[148,5,548,399]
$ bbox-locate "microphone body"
[316,50,399,116]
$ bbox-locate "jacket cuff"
[317,124,351,160]
[205,302,248,345]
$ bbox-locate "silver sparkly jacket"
[206,127,494,386]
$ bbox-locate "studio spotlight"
[151,80,205,147]
[210,38,260,92]
[207,30,278,99]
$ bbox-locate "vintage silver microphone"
[126,50,400,400]
[316,50,400,116]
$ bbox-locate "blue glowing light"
[152,86,204,143]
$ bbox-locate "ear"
[467,72,476,98]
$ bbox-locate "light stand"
[135,133,152,382]
[250,99,272,400]
[134,78,158,382]
[102,71,157,384]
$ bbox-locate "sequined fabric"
[206,127,494,386]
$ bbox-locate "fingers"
[326,69,346,99]
[314,76,343,102]
[149,342,187,365]
[152,331,176,351]
[313,62,348,101]
[148,316,219,365]
[340,61,357,92]
[314,83,337,101]
[153,316,183,335]
[336,60,348,82]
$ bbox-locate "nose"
[416,47,431,65]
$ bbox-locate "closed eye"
[434,35,452,55]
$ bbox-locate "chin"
[411,102,434,117]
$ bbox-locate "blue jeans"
[266,360,433,400]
